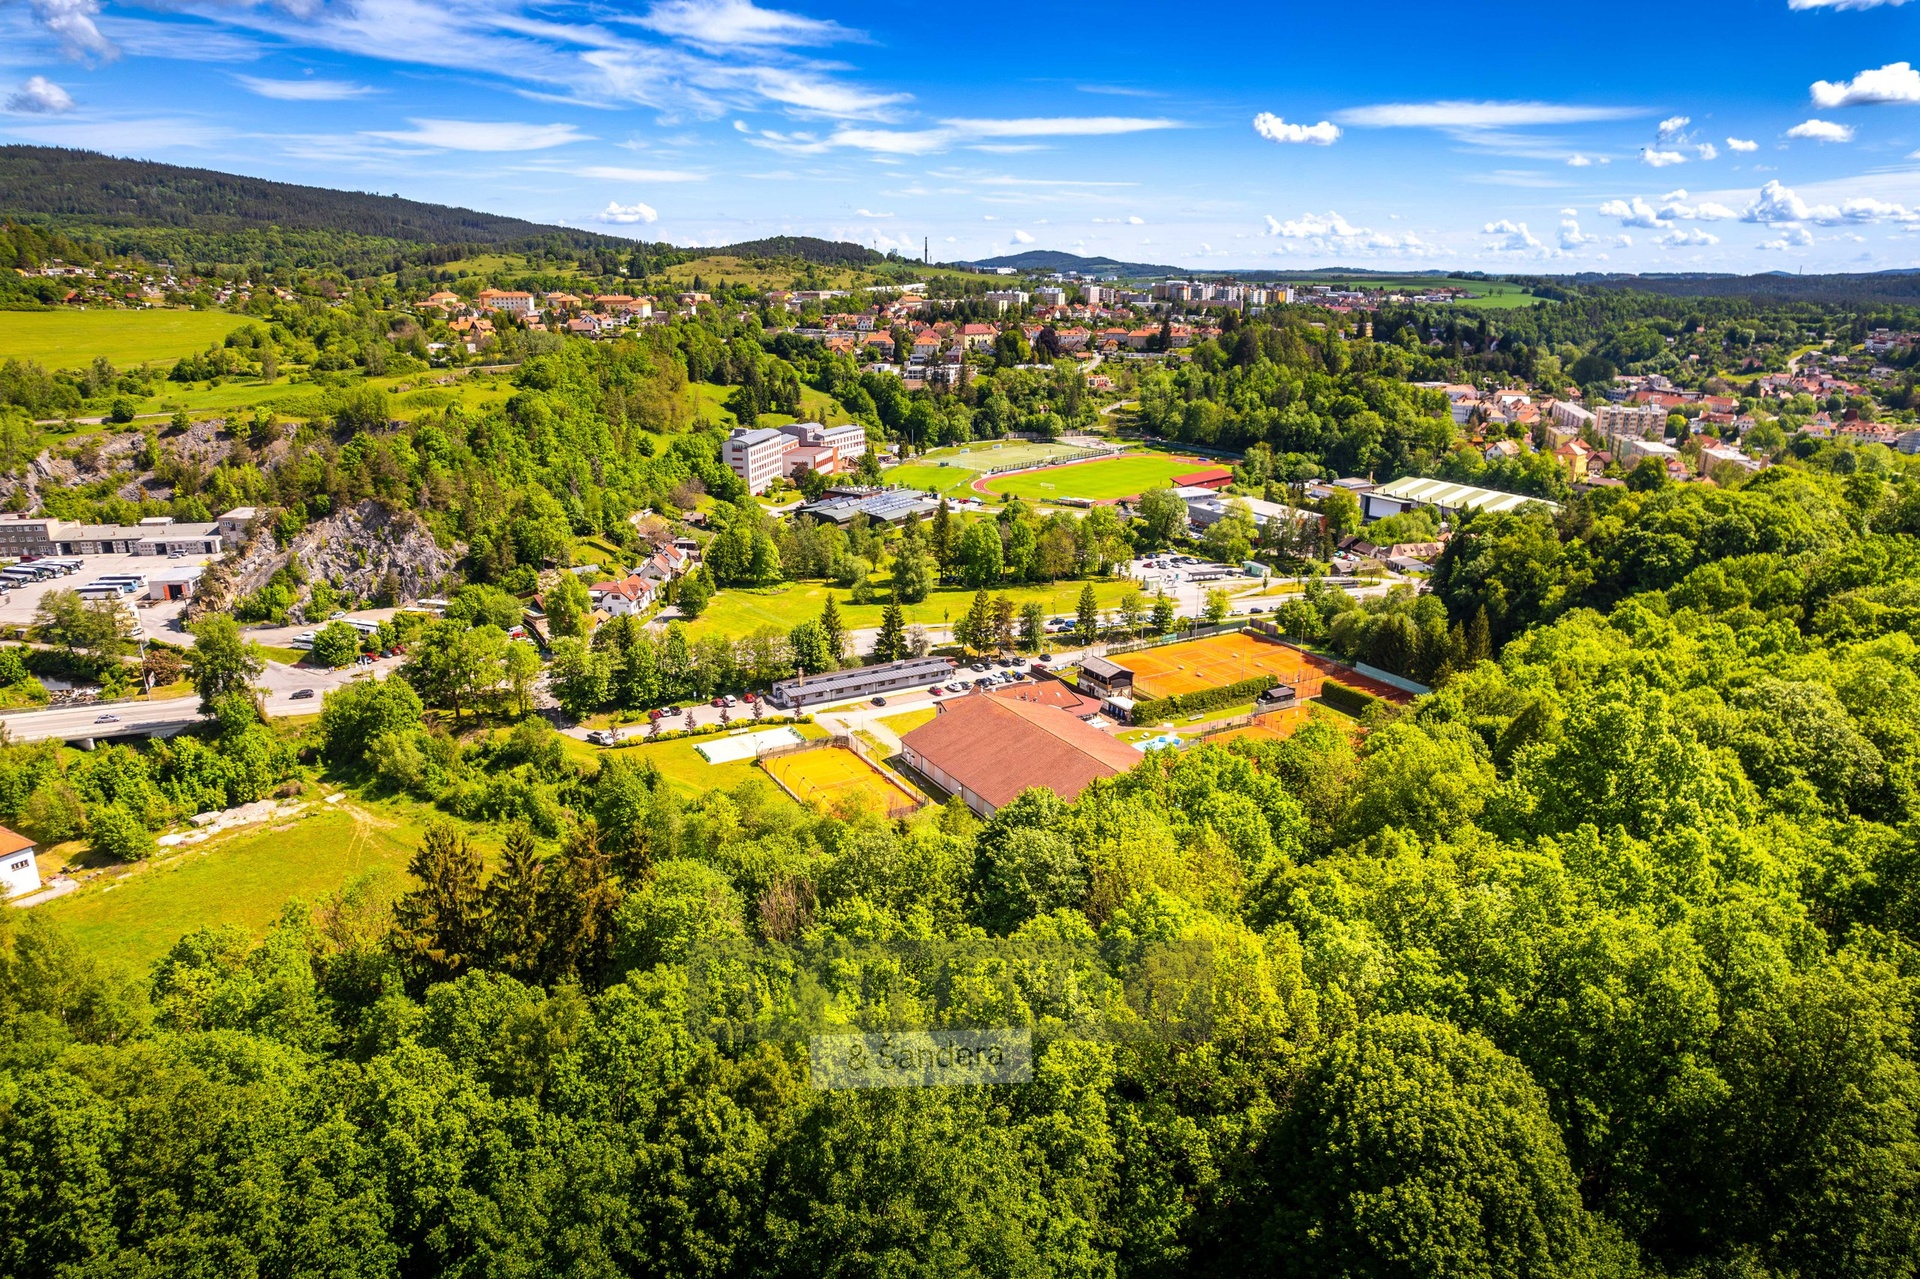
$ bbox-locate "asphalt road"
[0,657,392,743]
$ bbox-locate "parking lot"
[0,550,217,642]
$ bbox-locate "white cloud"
[1837,196,1920,222]
[1600,196,1671,228]
[1657,227,1720,247]
[594,200,658,224]
[1811,61,1920,106]
[1658,114,1691,136]
[1786,118,1855,142]
[855,208,891,217]
[1011,229,1034,244]
[749,69,908,120]
[572,165,705,181]
[944,115,1180,137]
[29,0,116,62]
[6,76,74,114]
[1557,215,1597,249]
[1483,219,1555,254]
[1760,224,1815,249]
[236,75,374,102]
[363,119,590,151]
[1642,148,1687,167]
[1251,112,1340,144]
[1567,153,1594,166]
[1695,142,1718,160]
[636,0,854,48]
[1744,179,1831,222]
[1790,0,1908,7]
[1726,136,1758,152]
[1127,215,1144,224]
[1261,210,1434,255]
[1337,100,1642,128]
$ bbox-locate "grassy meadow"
[0,308,253,370]
[686,576,1151,639]
[40,797,446,973]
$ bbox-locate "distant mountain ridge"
[955,249,1190,277]
[0,148,893,269]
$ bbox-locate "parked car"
[720,695,737,707]
[1035,654,1051,663]
[711,696,728,708]
[291,688,316,700]
[872,696,888,707]
[328,611,347,620]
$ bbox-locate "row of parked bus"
[0,558,84,589]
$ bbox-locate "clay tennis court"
[1116,632,1415,704]
[764,746,923,818]
[1205,703,1318,745]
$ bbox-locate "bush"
[1318,678,1381,717]
[88,803,156,862]
[1130,674,1276,724]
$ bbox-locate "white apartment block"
[779,421,868,470]
[724,427,798,494]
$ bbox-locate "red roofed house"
[899,692,1141,817]
[586,575,654,618]
[1171,466,1233,491]
[0,825,39,899]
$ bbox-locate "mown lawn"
[40,798,444,974]
[880,463,984,499]
[983,454,1205,502]
[685,577,1150,638]
[0,308,253,370]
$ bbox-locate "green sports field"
[0,308,253,370]
[982,453,1208,502]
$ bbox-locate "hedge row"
[1131,675,1276,723]
[1318,678,1381,717]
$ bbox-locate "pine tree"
[820,594,848,665]
[931,498,955,569]
[1019,601,1045,651]
[392,822,487,986]
[484,825,546,979]
[991,594,1017,652]
[958,589,994,653]
[1152,592,1177,634]
[533,826,621,985]
[1076,582,1100,644]
[874,601,907,662]
[1467,604,1493,663]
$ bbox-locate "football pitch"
[982,453,1207,503]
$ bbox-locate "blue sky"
[3,0,1920,273]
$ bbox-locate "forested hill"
[0,146,619,247]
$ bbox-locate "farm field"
[763,744,922,817]
[685,577,1148,639]
[39,797,442,973]
[0,308,253,370]
[982,453,1208,502]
